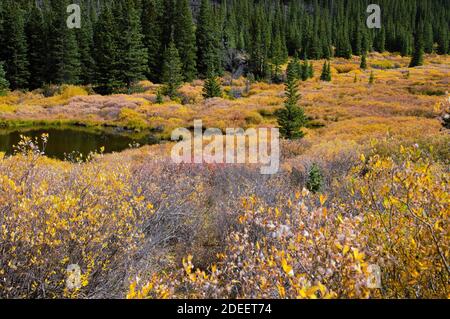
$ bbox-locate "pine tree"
[360,53,367,70]
[162,40,183,99]
[308,62,314,79]
[270,30,285,83]
[248,8,270,80]
[423,22,434,54]
[286,58,299,81]
[93,5,120,94]
[320,61,327,81]
[320,61,331,81]
[202,72,222,98]
[174,0,197,82]
[352,21,363,56]
[374,29,386,53]
[142,0,163,83]
[1,1,29,89]
[436,21,449,55]
[399,30,413,57]
[26,4,46,89]
[0,63,9,95]
[196,0,221,77]
[156,89,164,104]
[301,59,309,81]
[306,163,323,193]
[76,3,95,85]
[276,64,306,140]
[409,31,424,68]
[292,54,303,81]
[115,3,148,88]
[47,0,81,85]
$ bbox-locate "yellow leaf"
[278,285,286,298]
[353,248,365,262]
[343,245,350,255]
[281,258,294,277]
[319,194,327,206]
[275,207,281,217]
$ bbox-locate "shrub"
[370,60,399,70]
[118,107,148,130]
[344,146,449,298]
[306,163,323,193]
[244,112,263,125]
[60,85,89,99]
[334,64,358,74]
[0,136,150,298]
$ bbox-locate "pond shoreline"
[0,122,165,160]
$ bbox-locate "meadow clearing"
[0,53,449,298]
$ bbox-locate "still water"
[0,127,158,160]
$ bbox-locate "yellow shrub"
[334,64,358,74]
[0,103,17,113]
[0,136,152,298]
[60,85,89,99]
[118,107,148,129]
[346,146,449,298]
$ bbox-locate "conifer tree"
[361,28,370,54]
[306,163,323,193]
[436,21,449,55]
[409,31,425,68]
[336,30,352,59]
[196,0,221,77]
[115,3,148,88]
[0,63,9,95]
[76,3,95,85]
[423,22,434,54]
[399,30,413,57]
[270,31,285,83]
[174,0,197,82]
[320,61,331,81]
[141,0,163,83]
[1,1,29,89]
[47,0,81,85]
[352,21,363,56]
[93,5,120,94]
[292,54,303,81]
[301,59,309,81]
[308,62,314,79]
[248,8,270,80]
[0,0,448,91]
[286,58,299,81]
[276,64,306,140]
[374,29,386,53]
[202,72,222,99]
[26,4,46,89]
[156,88,164,104]
[360,53,367,70]
[162,40,183,99]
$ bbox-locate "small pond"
[0,127,159,160]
